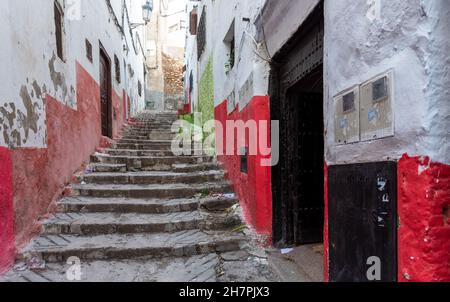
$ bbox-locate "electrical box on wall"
[334,87,360,145]
[360,71,394,141]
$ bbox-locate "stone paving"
[1,111,278,282]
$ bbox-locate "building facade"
[184,0,449,282]
[0,0,148,273]
[145,0,187,111]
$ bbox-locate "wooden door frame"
[99,42,113,138]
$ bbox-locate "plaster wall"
[196,0,270,112]
[0,0,146,149]
[324,0,449,165]
[0,0,147,272]
[257,0,320,58]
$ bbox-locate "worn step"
[70,182,233,199]
[124,129,175,134]
[44,211,203,235]
[105,148,204,157]
[171,163,223,173]
[1,253,222,282]
[57,196,200,214]
[82,170,225,185]
[22,230,245,262]
[124,133,178,140]
[115,143,174,151]
[115,143,197,151]
[118,139,173,145]
[88,163,127,173]
[90,154,215,170]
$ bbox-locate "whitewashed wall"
[194,0,270,111]
[184,0,198,111]
[0,0,147,148]
[324,0,449,165]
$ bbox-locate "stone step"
[57,196,200,214]
[44,211,203,235]
[88,163,127,173]
[90,154,215,170]
[126,127,174,131]
[105,148,204,157]
[124,133,178,140]
[22,230,245,263]
[171,162,223,173]
[118,139,173,145]
[82,170,225,185]
[115,143,174,151]
[70,182,233,199]
[129,123,176,128]
[124,129,175,134]
[130,120,177,125]
[2,253,222,282]
[57,196,238,214]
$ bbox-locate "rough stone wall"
[162,53,184,110]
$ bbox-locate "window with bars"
[54,1,64,60]
[197,8,206,60]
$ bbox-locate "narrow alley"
[1,112,278,282]
[0,0,449,287]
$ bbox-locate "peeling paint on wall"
[48,53,70,106]
[19,86,40,145]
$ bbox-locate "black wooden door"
[100,51,111,138]
[329,162,397,282]
[286,91,324,245]
[294,92,324,244]
[273,89,324,247]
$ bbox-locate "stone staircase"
[0,111,277,282]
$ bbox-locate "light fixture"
[131,0,153,29]
[142,0,153,23]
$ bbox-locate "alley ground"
[1,112,283,282]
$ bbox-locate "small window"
[85,39,93,63]
[189,8,198,35]
[223,20,235,72]
[114,55,121,83]
[229,37,235,69]
[138,81,142,97]
[343,92,355,113]
[197,8,206,60]
[240,147,248,174]
[189,72,193,93]
[54,1,64,60]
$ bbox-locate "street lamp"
[130,0,153,29]
[142,0,153,23]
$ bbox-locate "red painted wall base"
[0,147,15,274]
[12,62,127,254]
[398,154,450,282]
[215,96,272,240]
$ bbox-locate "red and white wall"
[185,0,274,240]
[323,0,450,282]
[0,0,147,273]
[187,0,449,282]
